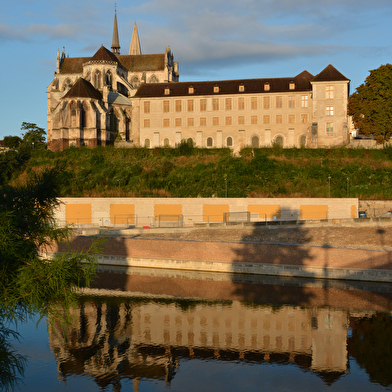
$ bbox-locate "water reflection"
[46,268,392,391]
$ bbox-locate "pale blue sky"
[1,0,391,140]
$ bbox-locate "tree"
[20,122,46,147]
[0,167,99,389]
[348,63,392,143]
[3,136,22,149]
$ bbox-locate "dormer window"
[239,85,245,92]
[214,86,220,93]
[289,83,295,90]
[264,83,270,91]
[164,88,170,95]
[188,86,194,94]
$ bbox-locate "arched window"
[131,76,140,89]
[251,135,259,148]
[106,71,113,88]
[150,75,159,83]
[145,139,151,148]
[64,79,72,91]
[163,138,170,147]
[299,135,306,147]
[206,137,213,147]
[275,136,284,147]
[94,71,101,89]
[226,137,233,147]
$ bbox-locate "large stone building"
[47,11,350,152]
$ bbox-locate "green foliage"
[20,122,46,146]
[3,136,22,149]
[348,64,392,142]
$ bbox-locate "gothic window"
[106,71,113,87]
[94,71,101,89]
[64,79,72,91]
[150,75,159,83]
[132,76,140,89]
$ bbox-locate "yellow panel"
[247,205,281,219]
[65,204,92,224]
[154,204,182,221]
[351,205,357,219]
[300,205,328,219]
[203,204,230,222]
[110,204,135,224]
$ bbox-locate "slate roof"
[134,71,315,98]
[62,78,102,100]
[312,64,349,82]
[59,47,165,74]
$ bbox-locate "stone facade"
[47,11,350,152]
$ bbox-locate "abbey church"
[47,11,351,152]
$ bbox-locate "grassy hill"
[5,143,392,199]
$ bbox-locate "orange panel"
[247,205,281,220]
[300,205,328,219]
[351,205,357,218]
[154,204,182,221]
[65,204,92,224]
[203,204,229,222]
[110,204,135,224]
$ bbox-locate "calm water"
[8,266,392,391]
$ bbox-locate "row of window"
[144,95,310,113]
[143,114,311,128]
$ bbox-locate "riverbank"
[45,223,392,283]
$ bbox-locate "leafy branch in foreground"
[0,167,100,390]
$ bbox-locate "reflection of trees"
[348,313,392,387]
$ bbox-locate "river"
[8,266,392,391]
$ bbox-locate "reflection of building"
[47,11,350,152]
[49,297,349,390]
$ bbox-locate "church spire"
[129,22,141,55]
[111,8,120,54]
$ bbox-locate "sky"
[1,0,392,140]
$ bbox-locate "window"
[225,116,232,125]
[145,139,150,148]
[187,118,194,126]
[144,119,150,128]
[326,122,334,136]
[289,114,295,124]
[200,99,207,111]
[212,98,219,111]
[251,97,257,110]
[326,106,334,116]
[94,71,101,89]
[144,101,150,114]
[188,86,194,94]
[163,118,170,127]
[301,96,308,108]
[263,96,270,109]
[276,96,282,108]
[175,118,182,127]
[164,88,170,95]
[212,117,219,126]
[164,138,170,147]
[200,117,207,126]
[276,115,283,124]
[264,83,270,91]
[214,86,219,93]
[175,100,182,112]
[207,137,213,147]
[238,116,245,125]
[326,85,334,99]
[289,83,295,90]
[226,137,233,147]
[300,135,306,147]
[263,115,270,124]
[163,100,169,112]
[188,100,194,112]
[239,85,245,92]
[225,98,232,110]
[251,136,260,148]
[238,97,245,110]
[288,96,295,108]
[251,116,258,125]
[301,114,308,123]
[275,136,284,147]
